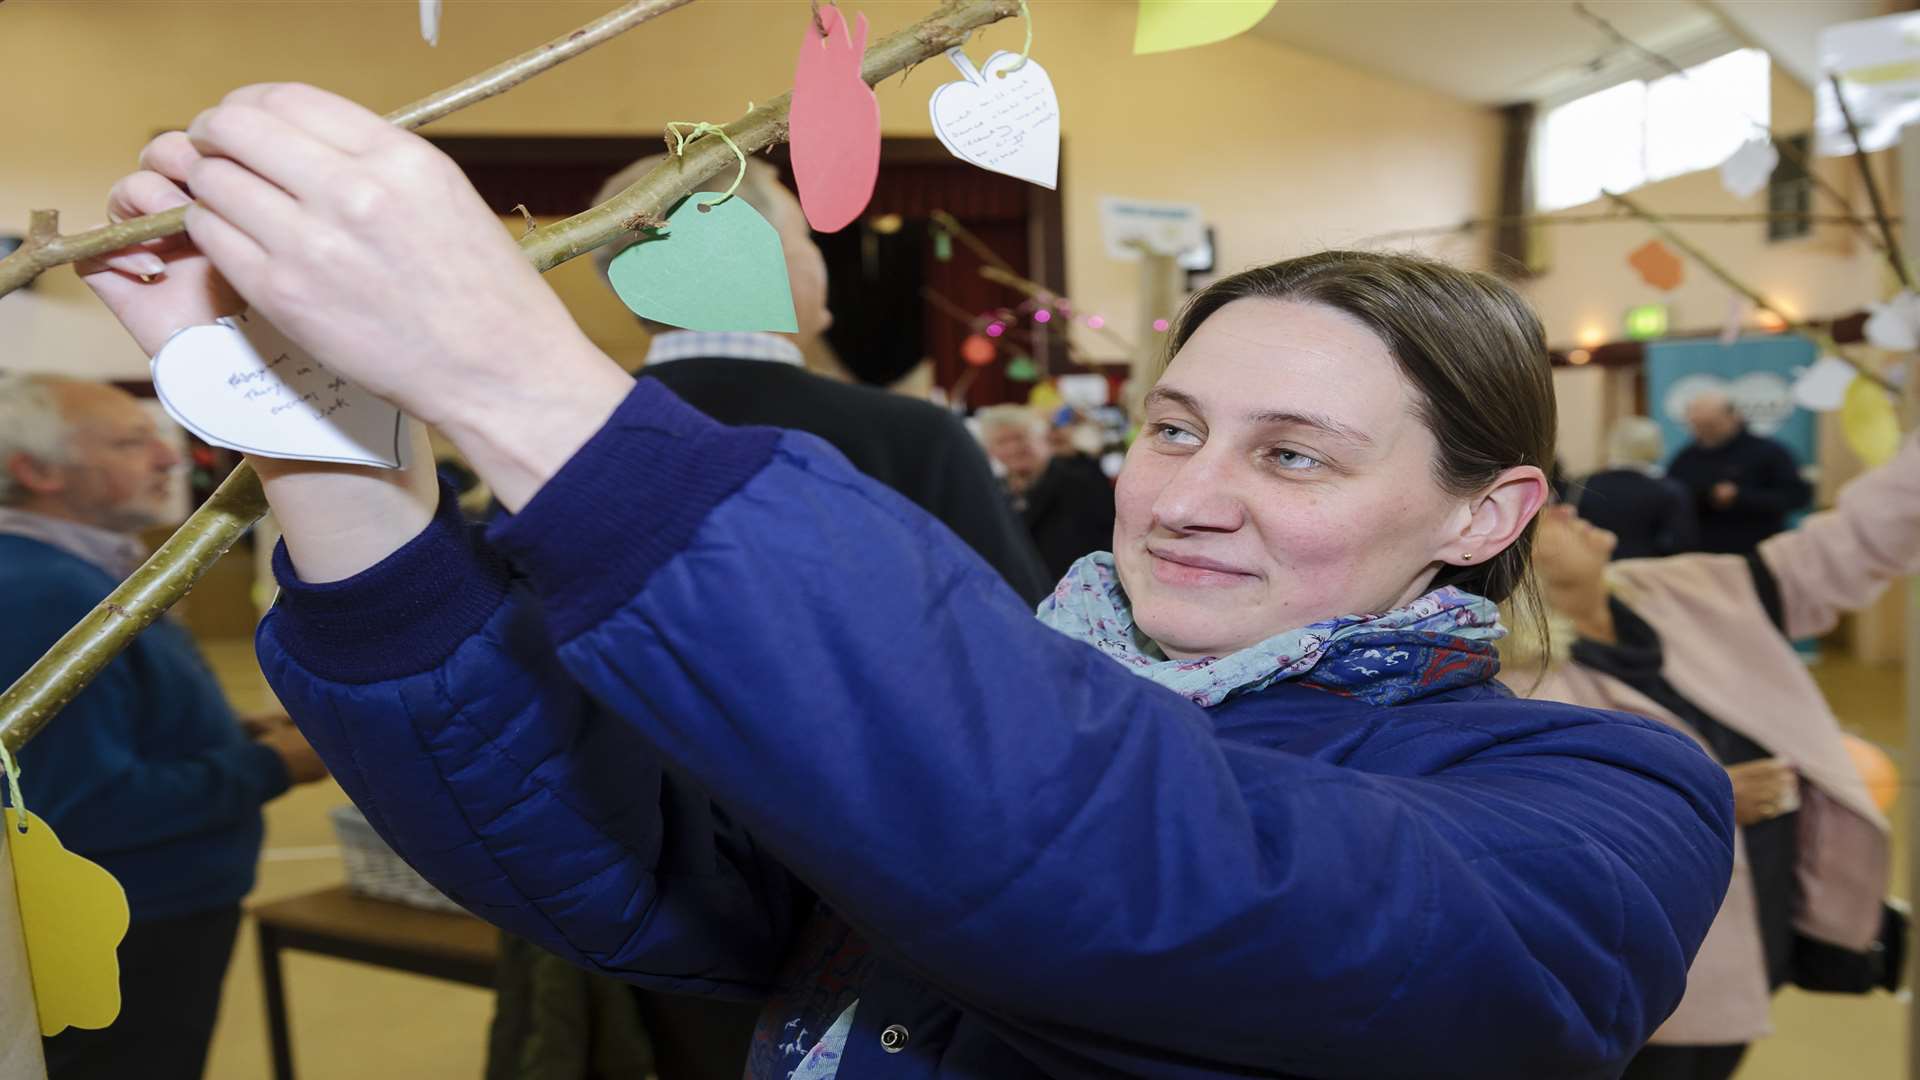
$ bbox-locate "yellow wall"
[0,0,1500,379]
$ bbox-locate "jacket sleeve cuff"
[265,481,513,684]
[487,377,779,644]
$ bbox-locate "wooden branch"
[1830,74,1914,290]
[1358,210,1904,247]
[0,0,1022,755]
[0,0,696,299]
[522,0,1022,274]
[1604,190,1899,395]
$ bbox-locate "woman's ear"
[1435,465,1549,568]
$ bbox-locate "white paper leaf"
[150,312,412,469]
[1865,290,1920,352]
[420,0,441,46]
[929,49,1060,189]
[1718,137,1777,199]
[1791,356,1859,412]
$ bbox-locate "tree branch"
[0,0,1021,755]
[0,0,697,299]
[1830,74,1914,291]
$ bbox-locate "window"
[1534,48,1770,211]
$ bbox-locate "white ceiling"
[1250,0,1880,107]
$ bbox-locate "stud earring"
[1460,552,1474,561]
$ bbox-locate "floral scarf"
[1034,552,1505,707]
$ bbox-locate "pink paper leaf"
[791,6,880,234]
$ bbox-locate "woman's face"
[1114,298,1485,659]
[1531,506,1616,598]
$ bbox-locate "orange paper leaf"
[1628,240,1684,292]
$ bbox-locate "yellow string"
[0,742,24,834]
[1001,0,1033,76]
[664,121,748,207]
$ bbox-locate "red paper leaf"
[961,333,997,366]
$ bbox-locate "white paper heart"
[1865,290,1920,352]
[1718,137,1778,199]
[1719,293,1748,346]
[929,48,1060,190]
[151,311,412,469]
[1791,355,1859,412]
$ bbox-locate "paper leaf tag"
[608,197,798,333]
[1719,137,1778,199]
[1864,290,1920,352]
[1134,0,1278,55]
[1792,356,1860,412]
[1628,239,1684,292]
[151,312,412,469]
[420,0,440,45]
[1841,377,1902,466]
[929,49,1060,190]
[6,811,129,1037]
[1005,355,1039,382]
[791,5,880,233]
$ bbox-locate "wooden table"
[251,885,498,1080]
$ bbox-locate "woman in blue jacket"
[87,86,1734,1079]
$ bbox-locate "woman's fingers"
[186,154,305,256]
[219,83,396,157]
[183,203,269,293]
[187,101,347,201]
[139,131,203,187]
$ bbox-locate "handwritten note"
[150,311,412,469]
[929,49,1060,190]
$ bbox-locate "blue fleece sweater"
[0,535,287,922]
[256,379,1734,1079]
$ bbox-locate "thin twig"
[929,210,1016,273]
[979,264,1142,359]
[0,0,1024,755]
[1830,74,1914,290]
[1357,210,1903,247]
[1604,189,1899,395]
[0,0,697,299]
[1570,2,1884,255]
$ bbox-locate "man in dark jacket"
[483,156,1050,1080]
[0,375,328,1080]
[1574,416,1698,560]
[1667,391,1811,555]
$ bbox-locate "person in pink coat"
[1525,430,1919,1080]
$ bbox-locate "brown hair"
[1165,250,1555,632]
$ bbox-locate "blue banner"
[1645,335,1817,470]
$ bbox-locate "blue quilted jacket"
[256,380,1734,1079]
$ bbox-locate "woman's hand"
[174,83,632,508]
[1726,758,1800,826]
[85,131,440,581]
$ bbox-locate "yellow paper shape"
[5,810,128,1036]
[1134,0,1279,55]
[1025,381,1065,413]
[1841,377,1902,467]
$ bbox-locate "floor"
[192,642,1913,1079]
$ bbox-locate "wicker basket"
[327,804,466,914]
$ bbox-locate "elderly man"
[977,405,1116,583]
[0,374,326,1080]
[1667,390,1811,555]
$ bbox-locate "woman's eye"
[1150,423,1201,447]
[1267,448,1321,471]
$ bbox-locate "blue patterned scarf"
[1035,552,1505,707]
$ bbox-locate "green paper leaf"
[933,228,953,263]
[608,196,798,333]
[1005,355,1039,382]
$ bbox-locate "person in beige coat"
[1524,430,1919,1080]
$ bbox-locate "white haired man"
[0,374,326,1080]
